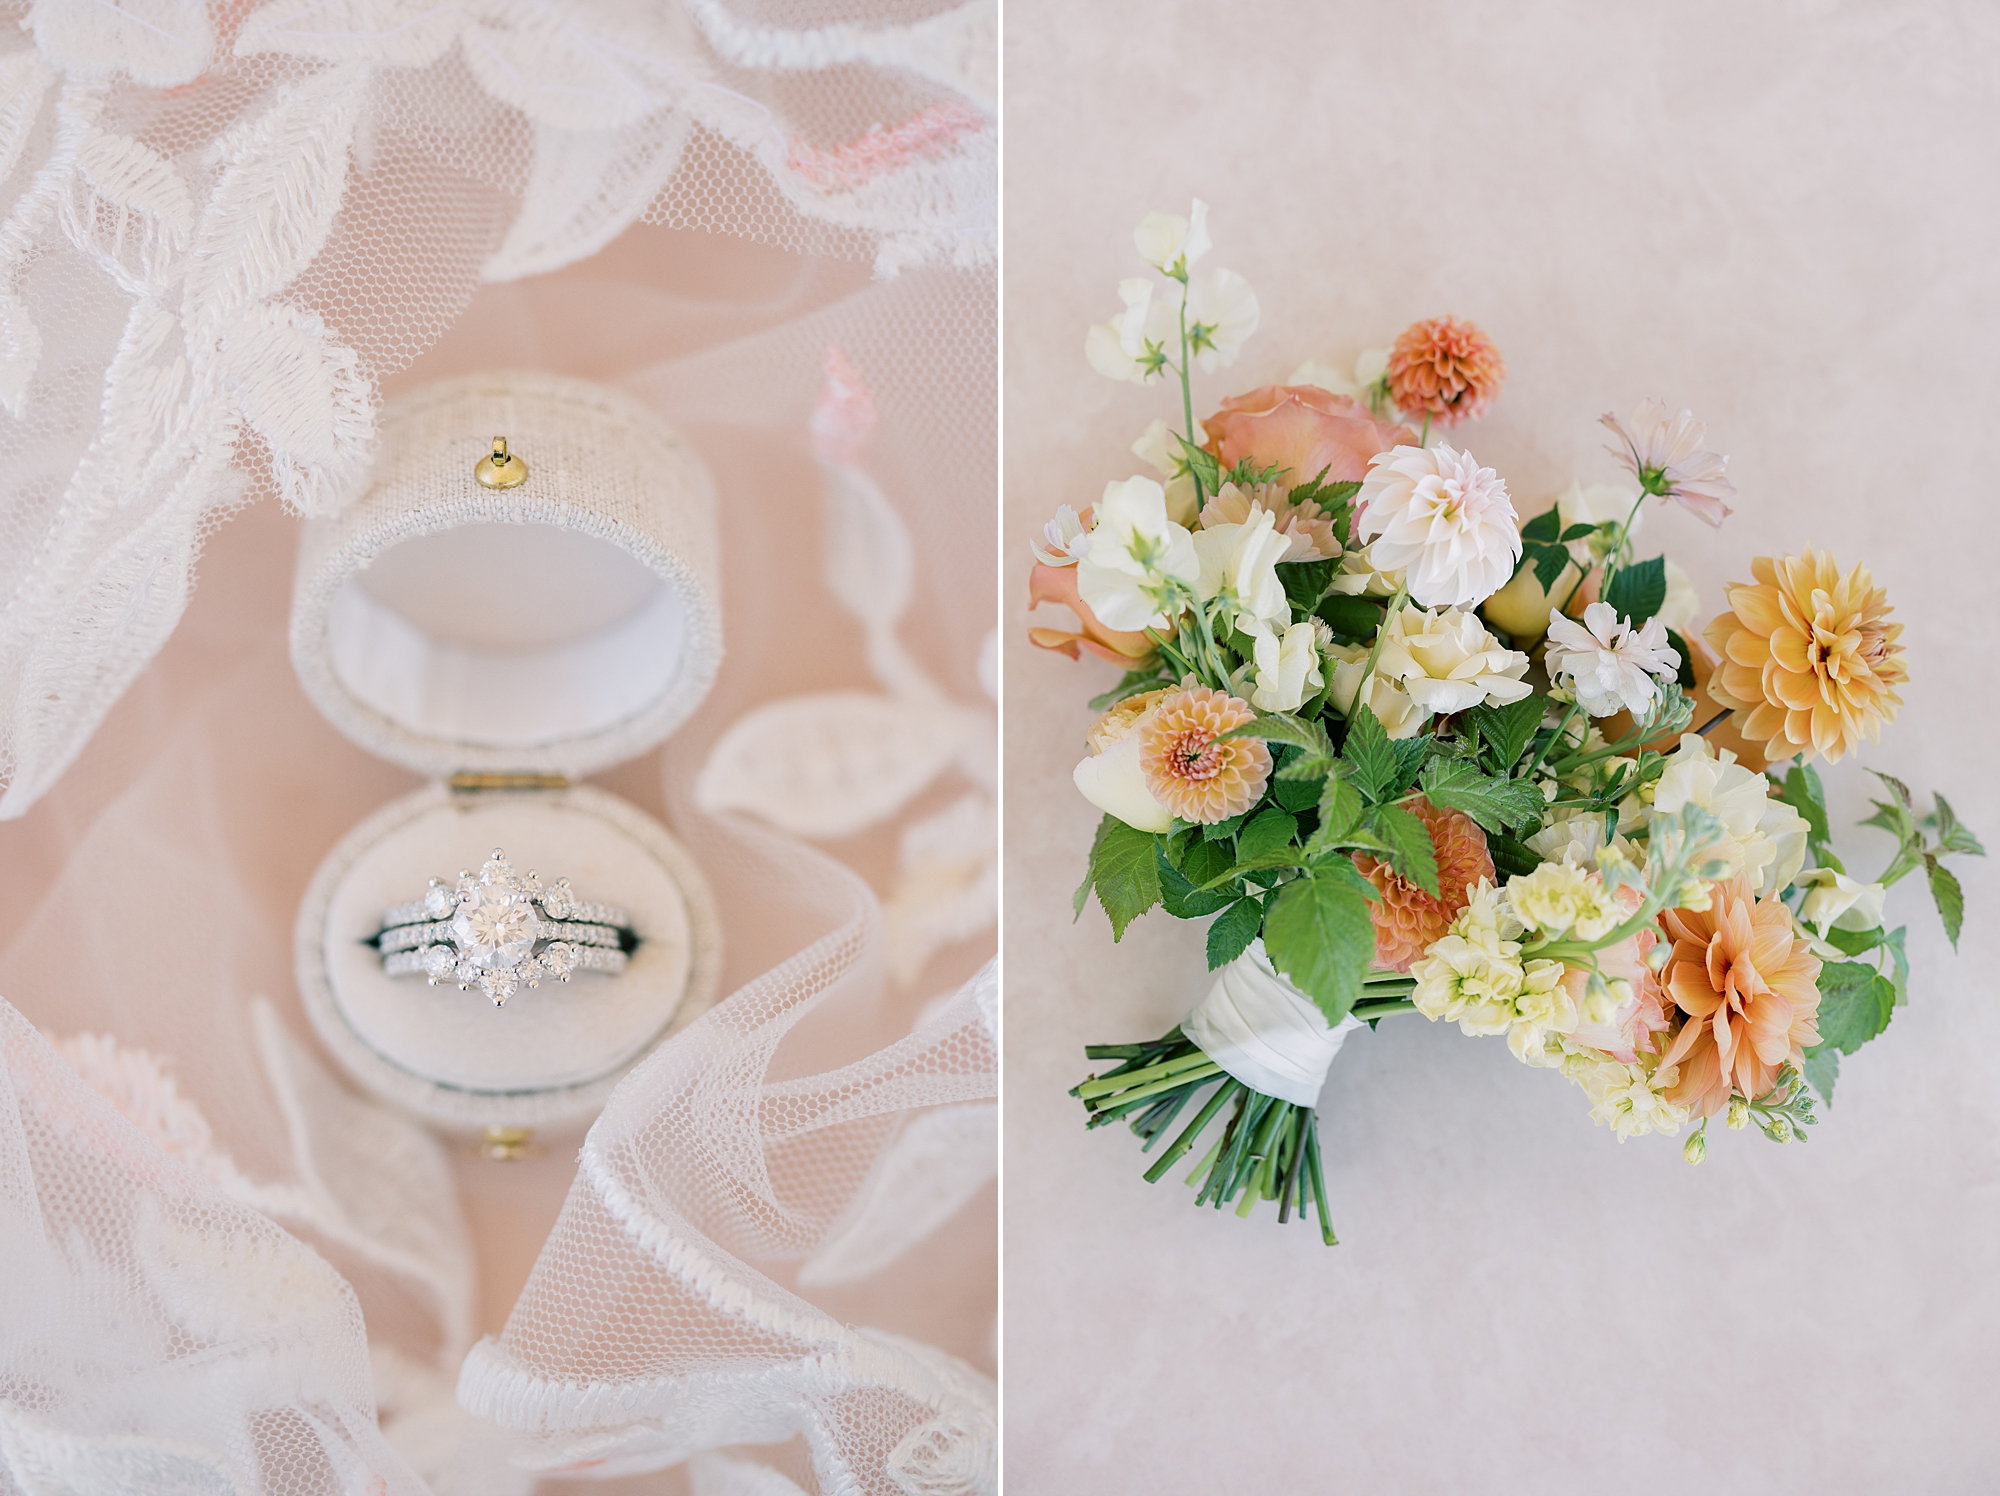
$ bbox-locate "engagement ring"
[373,848,635,1006]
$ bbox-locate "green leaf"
[1520,507,1561,543]
[1181,836,1235,890]
[1558,522,1597,543]
[1777,762,1830,846]
[1277,558,1339,611]
[1338,703,1400,802]
[1802,1046,1840,1105]
[1261,871,1379,1024]
[1203,810,1251,842]
[1602,556,1667,625]
[1206,897,1264,970]
[1309,771,1365,852]
[1238,808,1300,862]
[1074,814,1114,919]
[1530,543,1572,592]
[1883,925,1910,1007]
[1272,768,1321,811]
[1314,593,1385,644]
[1871,770,1915,808]
[1488,834,1543,878]
[1932,792,1987,858]
[1822,924,1883,957]
[1418,756,1546,835]
[1367,803,1439,896]
[1925,854,1965,949]
[1091,820,1163,941]
[1157,845,1235,919]
[1224,712,1333,761]
[1464,696,1544,775]
[1663,628,1698,691]
[1173,433,1222,499]
[1087,669,1166,711]
[1289,472,1361,514]
[1813,960,1895,1056]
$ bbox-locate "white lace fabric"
[0,1,995,1491]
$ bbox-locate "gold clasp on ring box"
[475,436,528,489]
[479,1126,542,1161]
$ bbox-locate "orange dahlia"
[1384,316,1506,428]
[1656,874,1822,1117]
[1352,799,1494,972]
[1703,551,1907,764]
[1137,685,1271,824]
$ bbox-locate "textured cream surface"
[1004,3,2000,1489]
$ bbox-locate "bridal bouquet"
[1029,201,1981,1243]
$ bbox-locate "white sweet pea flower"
[1797,868,1888,934]
[1289,348,1393,409]
[1184,268,1259,372]
[1030,505,1089,567]
[1074,476,1199,632]
[1554,480,1642,564]
[1544,601,1681,718]
[1191,505,1290,630]
[1134,198,1212,275]
[1132,417,1205,526]
[1355,443,1522,608]
[1651,734,1810,897]
[1084,278,1178,385]
[1246,618,1324,713]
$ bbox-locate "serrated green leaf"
[1418,757,1546,835]
[1157,844,1235,918]
[1203,810,1251,842]
[1181,837,1234,891]
[1464,695,1544,775]
[1883,925,1909,1006]
[1314,592,1386,644]
[1223,712,1334,760]
[1925,854,1965,949]
[1488,834,1543,878]
[1339,703,1399,802]
[1368,803,1440,896]
[1272,768,1321,810]
[1531,543,1572,591]
[1289,471,1361,514]
[1092,820,1163,940]
[1262,871,1379,1024]
[1802,1046,1840,1105]
[1933,792,1986,858]
[1603,556,1667,625]
[1206,897,1264,970]
[1277,558,1339,611]
[1074,814,1114,919]
[1388,736,1432,798]
[1309,772,1365,851]
[1238,808,1299,861]
[1870,770,1914,808]
[1520,507,1561,543]
[1813,960,1894,1056]
[1778,763,1831,846]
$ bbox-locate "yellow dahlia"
[1352,799,1494,973]
[1137,684,1271,824]
[1703,551,1907,764]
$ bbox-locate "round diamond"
[454,959,479,987]
[422,945,455,979]
[481,968,519,1006]
[540,880,575,920]
[480,849,513,887]
[451,884,535,969]
[423,882,454,919]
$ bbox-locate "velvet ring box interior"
[289,372,724,1141]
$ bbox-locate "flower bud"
[1726,1095,1750,1130]
[1682,1130,1707,1165]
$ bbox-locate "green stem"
[1145,1078,1241,1183]
[1556,486,1646,616]
[1350,997,1417,1021]
[1076,1048,1217,1099]
[1521,699,1580,785]
[1085,1062,1222,1112]
[1348,576,1411,716]
[1177,285,1202,504]
[1306,1111,1336,1246]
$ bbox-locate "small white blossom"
[1797,868,1888,934]
[1134,198,1212,275]
[1505,861,1622,942]
[1030,505,1089,568]
[1191,505,1290,630]
[1245,618,1324,713]
[1184,268,1259,372]
[1074,476,1199,631]
[1544,600,1682,718]
[1084,278,1178,385]
[1131,417,1205,526]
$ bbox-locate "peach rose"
[1027,562,1158,666]
[1203,385,1414,488]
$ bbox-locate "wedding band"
[371,848,638,1006]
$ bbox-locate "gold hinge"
[449,771,571,795]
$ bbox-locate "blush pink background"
[1003,4,2000,1490]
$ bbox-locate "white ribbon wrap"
[1183,941,1366,1106]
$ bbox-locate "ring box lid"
[289,371,723,781]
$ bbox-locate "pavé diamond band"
[371,848,637,1006]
